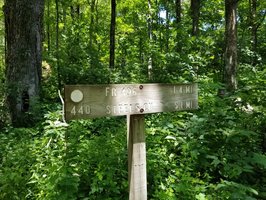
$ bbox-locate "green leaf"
[252,153,266,168]
[195,193,207,200]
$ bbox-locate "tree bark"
[55,0,61,90]
[4,0,44,126]
[175,0,181,25]
[249,0,258,65]
[90,0,96,51]
[89,0,98,66]
[109,0,116,69]
[165,3,170,52]
[46,0,51,54]
[191,0,200,36]
[250,0,257,53]
[148,0,153,80]
[175,0,182,52]
[224,0,238,92]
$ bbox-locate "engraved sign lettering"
[65,83,198,120]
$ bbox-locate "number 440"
[71,105,91,115]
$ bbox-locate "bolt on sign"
[64,83,198,120]
[64,83,198,200]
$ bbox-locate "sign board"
[64,83,198,120]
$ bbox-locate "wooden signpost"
[64,83,198,200]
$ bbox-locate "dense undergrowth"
[1,66,266,199]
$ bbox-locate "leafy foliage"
[0,0,266,199]
[0,112,129,199]
[1,75,266,199]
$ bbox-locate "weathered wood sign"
[64,83,198,200]
[64,83,198,120]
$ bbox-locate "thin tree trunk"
[224,0,238,92]
[95,0,100,54]
[89,0,96,66]
[249,0,257,65]
[109,0,116,69]
[4,0,44,126]
[47,0,51,53]
[175,0,181,25]
[175,0,182,52]
[55,0,61,89]
[90,0,95,50]
[191,0,200,36]
[250,0,257,52]
[166,4,170,52]
[148,0,153,80]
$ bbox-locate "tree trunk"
[224,0,238,92]
[191,0,200,36]
[165,3,170,52]
[175,0,182,52]
[249,0,257,65]
[148,0,153,80]
[109,0,116,69]
[89,0,97,66]
[90,0,96,51]
[250,0,257,53]
[55,0,61,90]
[46,0,51,54]
[175,0,181,25]
[4,0,44,126]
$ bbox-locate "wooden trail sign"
[64,83,198,120]
[64,83,198,200]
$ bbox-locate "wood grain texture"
[65,83,198,120]
[128,115,147,200]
